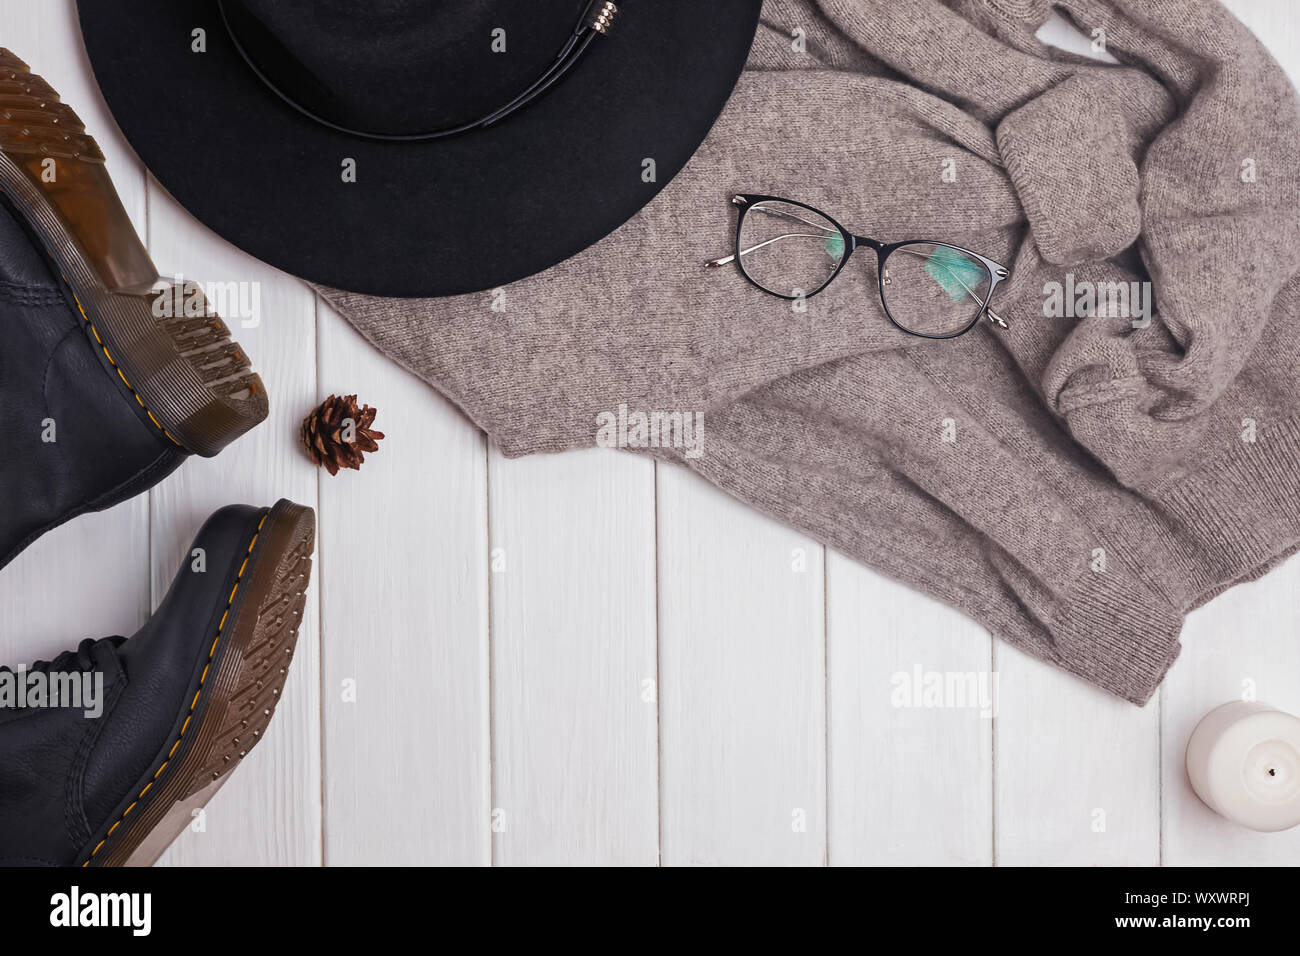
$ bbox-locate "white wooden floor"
[2,0,1299,866]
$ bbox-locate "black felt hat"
[76,0,761,297]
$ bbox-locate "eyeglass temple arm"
[705,233,835,268]
[751,204,833,231]
[707,202,840,267]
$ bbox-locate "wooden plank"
[145,184,321,866]
[657,465,826,866]
[1162,556,1300,865]
[826,559,993,865]
[488,447,658,866]
[995,644,1160,865]
[316,298,491,866]
[0,1,150,707]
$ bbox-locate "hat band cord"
[216,0,620,143]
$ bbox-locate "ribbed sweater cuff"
[1058,412,1300,705]
[1049,572,1183,706]
[1154,413,1300,607]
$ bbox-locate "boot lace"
[0,636,126,675]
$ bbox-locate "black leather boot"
[0,48,267,571]
[0,499,314,867]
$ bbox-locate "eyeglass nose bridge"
[842,235,887,289]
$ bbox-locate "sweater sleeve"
[1001,0,1300,487]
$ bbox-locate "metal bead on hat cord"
[587,1,619,34]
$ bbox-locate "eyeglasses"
[706,194,1010,339]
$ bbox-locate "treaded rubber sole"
[80,500,315,867]
[0,48,267,457]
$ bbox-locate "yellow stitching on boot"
[66,285,185,449]
[83,512,269,866]
[0,184,182,445]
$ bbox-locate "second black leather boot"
[0,48,267,571]
[0,499,315,867]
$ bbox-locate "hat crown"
[224,0,587,135]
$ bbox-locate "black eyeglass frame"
[716,194,1010,340]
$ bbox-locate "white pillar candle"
[1185,701,1300,832]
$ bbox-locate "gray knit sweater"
[322,0,1300,704]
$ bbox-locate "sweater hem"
[1148,413,1300,610]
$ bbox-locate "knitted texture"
[321,0,1300,704]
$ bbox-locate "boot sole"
[80,500,315,867]
[0,48,267,457]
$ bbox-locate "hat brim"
[76,0,761,297]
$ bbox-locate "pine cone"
[301,394,385,475]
